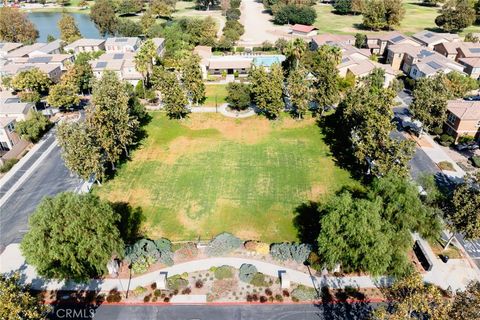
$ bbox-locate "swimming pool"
[252,55,286,67]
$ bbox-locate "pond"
[27,12,103,42]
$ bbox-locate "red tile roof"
[291,24,318,34]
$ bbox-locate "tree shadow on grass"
[111,202,145,245]
[293,201,321,248]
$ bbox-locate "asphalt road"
[0,134,83,252]
[49,303,379,320]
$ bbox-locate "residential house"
[411,30,460,49]
[0,43,23,60]
[386,44,424,71]
[64,38,106,54]
[105,37,141,53]
[433,42,463,60]
[152,38,166,56]
[193,46,213,78]
[444,100,480,142]
[6,43,47,60]
[366,32,420,56]
[0,117,19,153]
[310,34,355,50]
[0,96,36,121]
[290,24,318,37]
[29,40,63,56]
[338,45,397,87]
[91,52,143,85]
[409,54,464,79]
[458,58,480,79]
[0,63,62,83]
[13,54,75,71]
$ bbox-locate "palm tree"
[134,39,158,95]
[284,38,307,70]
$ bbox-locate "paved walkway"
[190,104,256,118]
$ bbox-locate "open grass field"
[204,84,228,107]
[95,113,356,242]
[314,1,480,36]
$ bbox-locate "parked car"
[463,96,480,101]
[455,143,479,151]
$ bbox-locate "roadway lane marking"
[0,140,58,208]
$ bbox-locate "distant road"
[0,130,83,252]
[48,302,380,320]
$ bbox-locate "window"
[447,113,457,124]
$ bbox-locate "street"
[48,302,379,320]
[0,129,83,252]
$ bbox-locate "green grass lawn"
[204,84,228,107]
[95,113,356,242]
[314,1,480,36]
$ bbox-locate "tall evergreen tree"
[181,54,206,105]
[161,72,189,118]
[249,64,284,119]
[58,13,81,44]
[287,66,311,119]
[87,71,139,169]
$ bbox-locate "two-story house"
[444,100,480,142]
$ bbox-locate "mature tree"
[283,38,307,71]
[0,7,38,43]
[179,17,217,46]
[90,0,118,36]
[196,0,221,10]
[435,0,475,32]
[318,191,393,275]
[11,68,51,95]
[116,19,143,37]
[163,74,189,118]
[334,0,352,14]
[57,122,105,183]
[444,71,479,98]
[449,281,480,319]
[58,13,81,44]
[140,9,156,33]
[362,0,405,30]
[62,59,94,94]
[226,82,251,110]
[287,66,312,118]
[151,0,177,18]
[310,45,341,115]
[15,111,50,143]
[351,0,365,13]
[373,272,451,319]
[47,82,80,109]
[0,273,50,320]
[444,180,480,247]
[465,32,480,43]
[21,193,124,281]
[135,39,158,87]
[87,71,139,168]
[410,74,450,132]
[249,64,284,119]
[117,0,143,15]
[181,54,205,105]
[273,5,317,25]
[337,84,415,177]
[354,33,367,48]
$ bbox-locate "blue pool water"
[252,55,286,67]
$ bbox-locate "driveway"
[239,0,291,46]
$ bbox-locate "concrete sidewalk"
[2,241,479,293]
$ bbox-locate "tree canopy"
[226,82,251,110]
[362,0,405,30]
[20,192,124,281]
[249,64,284,119]
[0,7,38,43]
[435,0,475,32]
[15,111,51,143]
[58,13,81,44]
[181,54,206,105]
[90,0,118,36]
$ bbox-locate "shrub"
[282,289,290,297]
[214,265,234,280]
[244,241,269,255]
[163,297,170,303]
[226,7,241,20]
[205,232,242,256]
[239,263,258,283]
[471,156,480,168]
[438,134,454,147]
[260,296,268,303]
[143,294,151,302]
[15,111,51,143]
[131,255,156,275]
[154,289,162,297]
[270,243,312,263]
[432,127,444,136]
[0,158,19,173]
[458,135,475,144]
[291,285,317,301]
[226,82,251,111]
[133,286,147,296]
[125,238,174,268]
[167,275,189,291]
[181,287,192,294]
[151,283,157,290]
[252,294,259,301]
[246,294,253,302]
[106,289,122,303]
[195,279,203,288]
[265,288,272,296]
[273,5,317,25]
[275,294,283,302]
[251,272,268,287]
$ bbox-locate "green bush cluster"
[250,272,268,287]
[214,265,234,280]
[291,285,317,301]
[270,243,312,263]
[125,238,174,270]
[273,5,317,25]
[239,263,257,283]
[167,275,189,291]
[0,158,19,173]
[205,232,242,256]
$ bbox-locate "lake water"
[27,12,103,42]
